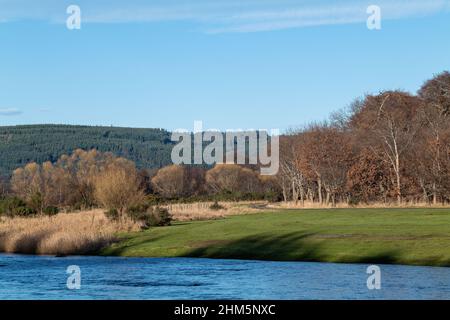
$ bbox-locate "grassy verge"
[101,208,450,267]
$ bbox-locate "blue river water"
[0,254,449,300]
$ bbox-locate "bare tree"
[151,165,185,198]
[418,71,450,203]
[205,164,261,194]
[350,91,423,205]
[93,158,145,219]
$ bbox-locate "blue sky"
[0,0,449,131]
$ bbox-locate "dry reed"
[269,200,450,209]
[163,201,270,221]
[0,210,140,255]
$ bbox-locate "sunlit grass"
[102,208,450,267]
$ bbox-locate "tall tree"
[418,72,450,203]
[350,91,423,205]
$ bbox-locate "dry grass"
[0,210,140,255]
[163,201,270,221]
[163,200,450,221]
[163,201,448,221]
[269,200,450,209]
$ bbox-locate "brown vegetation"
[151,165,205,198]
[93,158,145,219]
[205,164,261,194]
[0,210,140,255]
[163,201,270,221]
[278,72,450,206]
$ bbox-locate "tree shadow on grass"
[342,252,402,265]
[100,234,166,256]
[101,230,411,266]
[185,232,327,262]
[185,232,403,264]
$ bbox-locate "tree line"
[0,124,174,177]
[278,71,450,205]
[0,72,448,212]
[0,149,278,219]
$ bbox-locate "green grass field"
[101,208,450,267]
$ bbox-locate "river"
[0,254,449,300]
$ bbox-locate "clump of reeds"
[0,210,140,255]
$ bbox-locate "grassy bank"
[101,208,450,267]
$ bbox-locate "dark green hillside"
[0,125,174,176]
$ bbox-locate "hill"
[0,124,174,176]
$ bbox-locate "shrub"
[145,194,163,206]
[210,201,225,211]
[127,206,172,229]
[150,207,172,227]
[263,191,282,203]
[104,208,120,222]
[43,206,59,217]
[29,192,44,213]
[348,196,361,207]
[13,206,36,217]
[0,197,36,218]
[127,202,150,216]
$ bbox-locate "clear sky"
[0,0,449,131]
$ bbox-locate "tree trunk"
[300,186,305,207]
[282,183,287,202]
[433,183,437,205]
[292,180,298,204]
[317,177,323,204]
[419,179,428,204]
[395,170,402,206]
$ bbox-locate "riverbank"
[101,208,450,267]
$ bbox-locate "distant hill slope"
[0,125,175,176]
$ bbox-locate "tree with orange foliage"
[350,91,423,205]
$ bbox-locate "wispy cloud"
[0,0,449,33]
[0,108,22,116]
[208,0,450,33]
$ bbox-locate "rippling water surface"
[0,254,449,300]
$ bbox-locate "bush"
[0,197,36,218]
[348,196,361,207]
[13,206,36,217]
[104,208,120,221]
[210,201,225,211]
[149,207,172,227]
[29,192,43,213]
[127,206,172,229]
[43,206,59,217]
